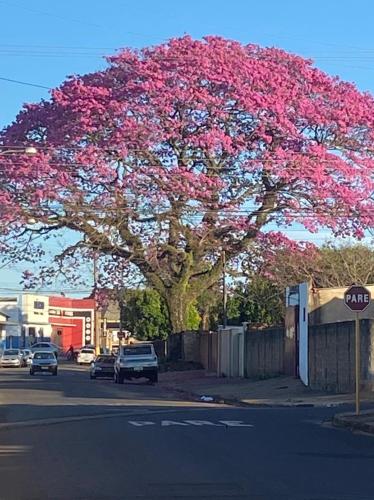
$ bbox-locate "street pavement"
[0,365,374,499]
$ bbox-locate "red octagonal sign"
[344,285,371,312]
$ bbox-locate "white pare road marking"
[127,420,253,427]
[219,421,254,427]
[128,421,155,427]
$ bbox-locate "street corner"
[332,410,374,435]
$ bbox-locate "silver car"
[0,349,22,368]
[30,351,58,376]
[20,349,32,367]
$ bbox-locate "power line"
[0,286,92,293]
[1,52,373,93]
[3,47,374,60]
[0,76,50,90]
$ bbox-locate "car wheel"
[53,369,58,376]
[30,369,34,376]
[150,371,158,384]
[118,374,125,384]
[90,373,96,380]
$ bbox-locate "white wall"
[20,294,49,324]
[0,297,21,337]
[217,325,245,378]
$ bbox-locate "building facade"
[0,294,96,350]
[19,293,52,345]
[48,296,95,350]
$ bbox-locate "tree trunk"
[164,289,191,333]
[200,310,210,331]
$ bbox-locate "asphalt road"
[0,365,374,500]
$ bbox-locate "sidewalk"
[159,370,374,407]
[333,410,374,434]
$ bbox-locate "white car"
[31,342,59,358]
[114,344,158,384]
[0,349,23,367]
[77,348,96,365]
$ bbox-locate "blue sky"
[0,0,373,293]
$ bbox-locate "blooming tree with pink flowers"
[1,36,374,332]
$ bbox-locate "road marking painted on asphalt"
[161,420,189,426]
[184,420,222,426]
[128,421,155,427]
[219,420,254,427]
[127,420,253,427]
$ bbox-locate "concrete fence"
[158,326,285,379]
[155,331,218,371]
[308,319,374,393]
[245,327,284,379]
[216,325,285,379]
[153,318,374,393]
[199,332,218,372]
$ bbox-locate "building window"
[34,301,45,310]
[49,309,61,315]
[28,327,36,336]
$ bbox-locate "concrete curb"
[332,413,374,434]
[160,382,366,409]
[161,385,325,408]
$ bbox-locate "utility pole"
[222,250,227,329]
[118,288,124,347]
[93,253,100,355]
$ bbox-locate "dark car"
[90,355,115,379]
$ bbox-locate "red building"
[48,296,95,351]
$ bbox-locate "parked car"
[0,349,22,368]
[20,349,32,367]
[114,343,158,384]
[30,342,59,358]
[30,351,58,376]
[77,347,96,365]
[90,355,115,379]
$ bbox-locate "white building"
[0,294,52,349]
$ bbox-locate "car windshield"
[96,356,115,363]
[4,350,19,356]
[34,352,55,360]
[81,349,94,354]
[122,346,152,356]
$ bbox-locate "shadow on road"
[0,365,221,426]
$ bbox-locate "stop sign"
[344,285,371,312]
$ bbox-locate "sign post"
[355,312,360,416]
[344,285,371,416]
